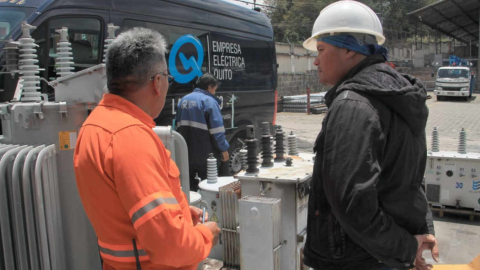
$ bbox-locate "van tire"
[228,138,245,175]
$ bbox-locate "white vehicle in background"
[434,67,475,101]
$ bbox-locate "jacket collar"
[325,55,385,107]
[99,94,156,128]
[193,88,221,104]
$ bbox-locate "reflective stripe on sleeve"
[209,126,225,134]
[128,191,181,229]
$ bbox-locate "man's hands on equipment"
[222,151,229,162]
[190,206,220,246]
[190,206,208,226]
[203,222,221,246]
[413,234,440,270]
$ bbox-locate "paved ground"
[278,94,480,153]
[277,93,480,265]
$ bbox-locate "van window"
[0,7,34,39]
[437,69,469,79]
[124,19,209,94]
[47,17,102,80]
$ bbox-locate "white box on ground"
[425,151,480,210]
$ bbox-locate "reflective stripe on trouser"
[98,240,149,263]
[128,191,182,229]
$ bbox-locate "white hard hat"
[303,0,386,51]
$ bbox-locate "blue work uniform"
[175,88,229,190]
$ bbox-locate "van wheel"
[228,138,245,175]
[437,96,444,101]
[465,97,469,101]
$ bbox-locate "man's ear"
[345,49,357,60]
[152,76,162,96]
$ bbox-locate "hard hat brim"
[303,28,386,51]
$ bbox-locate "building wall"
[277,72,328,97]
[275,43,325,97]
[275,43,316,74]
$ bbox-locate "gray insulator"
[261,137,273,167]
[103,23,120,63]
[274,126,285,162]
[246,125,259,173]
[207,153,218,183]
[4,38,19,73]
[54,27,74,77]
[458,128,467,154]
[239,149,248,171]
[432,127,439,152]
[261,122,273,167]
[18,21,41,102]
[288,131,299,156]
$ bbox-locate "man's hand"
[413,234,440,270]
[190,206,208,226]
[203,222,221,246]
[222,151,229,162]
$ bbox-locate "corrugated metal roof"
[408,0,480,44]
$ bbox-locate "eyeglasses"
[150,72,175,83]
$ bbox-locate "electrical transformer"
[425,128,480,211]
[236,153,313,270]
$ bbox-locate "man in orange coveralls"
[74,27,220,270]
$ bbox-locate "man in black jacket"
[302,1,439,270]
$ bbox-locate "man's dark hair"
[195,73,220,90]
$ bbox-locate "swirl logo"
[168,35,204,84]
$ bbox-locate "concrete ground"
[276,93,480,265]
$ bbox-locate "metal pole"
[306,87,311,115]
[286,37,295,73]
[453,38,455,55]
[470,40,472,60]
[478,11,480,91]
[307,51,311,71]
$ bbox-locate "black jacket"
[304,56,434,270]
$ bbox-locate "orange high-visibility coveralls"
[74,94,213,270]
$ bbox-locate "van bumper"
[434,90,469,97]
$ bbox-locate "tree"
[264,0,438,45]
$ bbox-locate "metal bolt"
[286,157,293,166]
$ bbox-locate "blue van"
[0,0,277,174]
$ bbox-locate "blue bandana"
[317,34,388,61]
